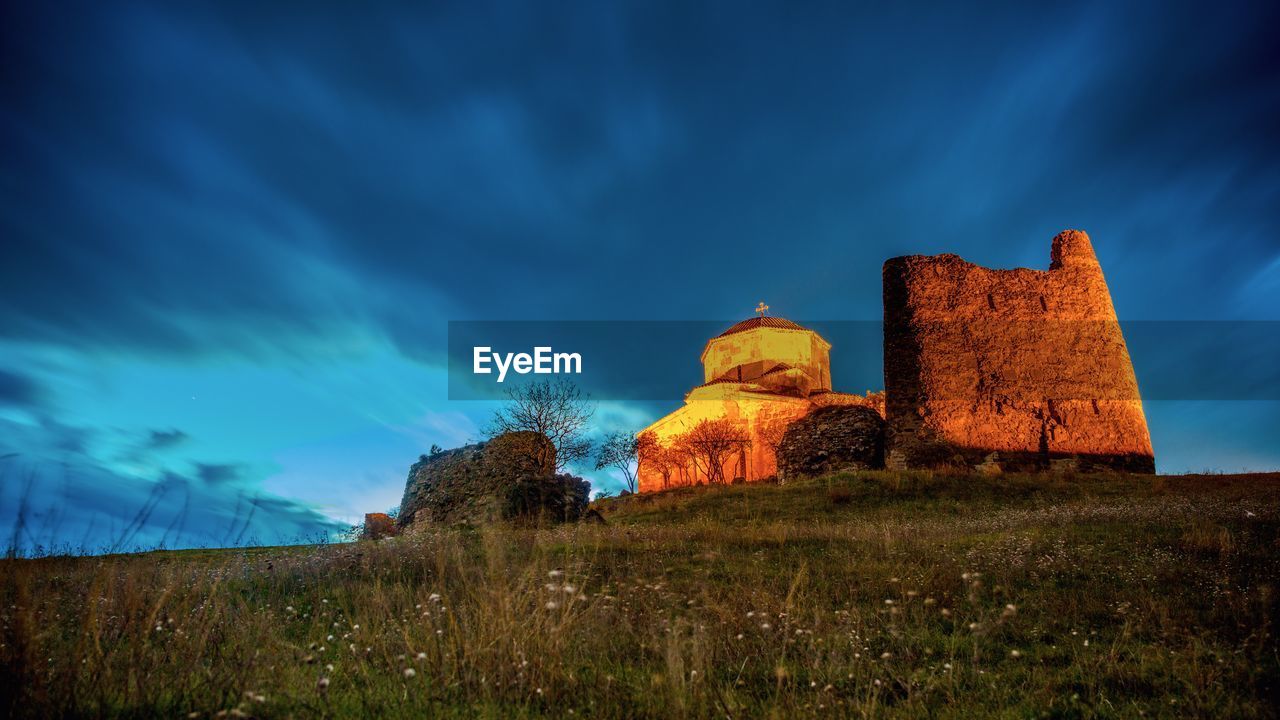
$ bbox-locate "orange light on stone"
[637,312,878,492]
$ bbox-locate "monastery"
[637,230,1155,492]
[635,304,878,492]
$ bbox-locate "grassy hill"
[3,471,1278,718]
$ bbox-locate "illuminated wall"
[637,318,872,493]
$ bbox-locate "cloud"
[0,416,347,555]
[195,462,243,485]
[147,428,189,449]
[1,0,1278,553]
[0,369,41,408]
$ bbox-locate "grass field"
[2,471,1278,718]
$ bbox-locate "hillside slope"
[3,472,1278,718]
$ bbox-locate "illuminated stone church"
[636,305,876,492]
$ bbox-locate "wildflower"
[429,593,441,602]
[883,599,894,605]
[760,622,771,630]
[325,664,334,672]
[317,677,330,690]
[562,584,576,594]
[880,652,892,659]
[416,652,427,661]
[1010,650,1022,658]
[548,570,563,579]
[403,668,416,679]
[943,663,952,670]
[546,601,560,610]
[968,622,980,630]
[940,608,952,617]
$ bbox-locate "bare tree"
[485,378,595,471]
[595,431,639,493]
[757,416,791,472]
[636,431,677,490]
[675,418,752,485]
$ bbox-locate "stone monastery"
[636,230,1155,493]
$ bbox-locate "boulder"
[777,405,885,480]
[398,432,555,527]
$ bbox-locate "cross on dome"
[755,301,769,316]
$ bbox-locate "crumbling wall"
[882,230,1154,473]
[398,432,555,526]
[777,405,885,480]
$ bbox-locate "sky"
[2,0,1278,554]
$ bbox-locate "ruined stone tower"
[882,230,1155,473]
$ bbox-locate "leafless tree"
[674,418,752,485]
[757,416,791,468]
[485,378,595,471]
[636,431,677,490]
[595,431,640,493]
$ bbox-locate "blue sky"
[2,1,1278,553]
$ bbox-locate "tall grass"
[2,472,1277,717]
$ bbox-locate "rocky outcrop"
[398,432,555,527]
[361,512,398,540]
[882,230,1155,473]
[777,405,885,479]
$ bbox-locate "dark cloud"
[195,462,243,485]
[0,369,41,408]
[3,1,1277,365]
[147,429,190,450]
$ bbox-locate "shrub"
[502,473,591,523]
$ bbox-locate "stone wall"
[882,230,1154,473]
[398,431,555,526]
[777,405,885,480]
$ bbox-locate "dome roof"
[713,316,808,338]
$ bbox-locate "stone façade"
[636,316,878,492]
[882,230,1155,473]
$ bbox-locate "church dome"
[714,315,808,338]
